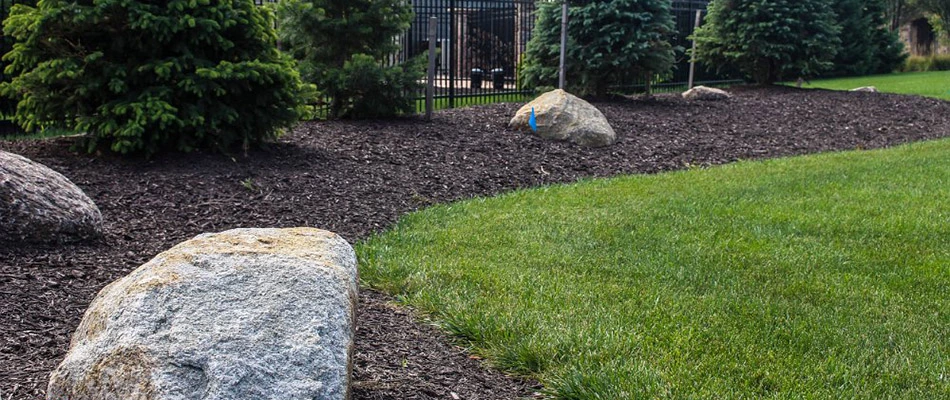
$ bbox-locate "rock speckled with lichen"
[509,89,616,147]
[682,86,732,101]
[47,227,358,400]
[0,150,103,244]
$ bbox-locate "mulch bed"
[2,86,950,399]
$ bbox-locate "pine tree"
[828,0,905,76]
[520,0,676,97]
[693,0,841,84]
[0,0,36,118]
[1,0,307,155]
[276,0,423,119]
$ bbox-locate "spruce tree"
[0,0,35,118]
[693,0,841,84]
[828,0,905,76]
[276,0,423,119]
[1,0,307,155]
[520,0,676,97]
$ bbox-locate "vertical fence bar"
[426,17,437,119]
[449,0,457,108]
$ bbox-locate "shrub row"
[902,55,950,72]
[1,0,420,156]
[694,0,905,85]
[521,0,908,92]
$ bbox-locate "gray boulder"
[0,150,103,243]
[48,227,358,400]
[509,89,616,147]
[850,86,879,93]
[682,86,731,101]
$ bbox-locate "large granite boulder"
[0,150,103,243]
[48,227,358,400]
[509,89,616,147]
[682,85,731,101]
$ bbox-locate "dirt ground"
[2,86,950,399]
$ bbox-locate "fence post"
[688,9,702,90]
[426,17,437,120]
[449,0,456,108]
[559,0,568,90]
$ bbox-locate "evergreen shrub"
[520,0,676,97]
[827,0,905,76]
[1,0,307,155]
[276,0,423,119]
[693,0,841,84]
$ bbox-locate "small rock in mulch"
[682,85,731,101]
[0,150,103,244]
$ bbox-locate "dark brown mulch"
[2,86,950,399]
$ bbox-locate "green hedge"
[902,55,950,72]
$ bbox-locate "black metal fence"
[404,0,537,108]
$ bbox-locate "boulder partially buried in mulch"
[47,227,358,400]
[509,89,616,147]
[0,150,102,244]
[682,85,732,101]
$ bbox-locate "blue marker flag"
[529,107,538,132]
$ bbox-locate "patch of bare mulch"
[2,86,950,399]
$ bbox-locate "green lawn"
[358,139,950,399]
[799,71,950,101]
[415,92,533,112]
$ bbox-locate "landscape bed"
[2,86,950,399]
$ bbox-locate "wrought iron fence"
[404,0,537,109]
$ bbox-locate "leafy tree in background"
[1,0,307,155]
[828,0,906,76]
[520,0,676,97]
[917,0,950,25]
[916,0,950,40]
[693,0,841,85]
[276,0,423,119]
[885,0,947,35]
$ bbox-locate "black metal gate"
[404,0,537,109]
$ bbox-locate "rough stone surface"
[509,89,616,147]
[47,227,358,400]
[851,86,879,93]
[682,86,732,101]
[0,150,103,244]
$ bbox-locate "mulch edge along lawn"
[2,86,950,399]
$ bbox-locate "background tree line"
[522,0,948,90]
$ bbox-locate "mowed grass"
[800,70,950,101]
[358,139,950,399]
